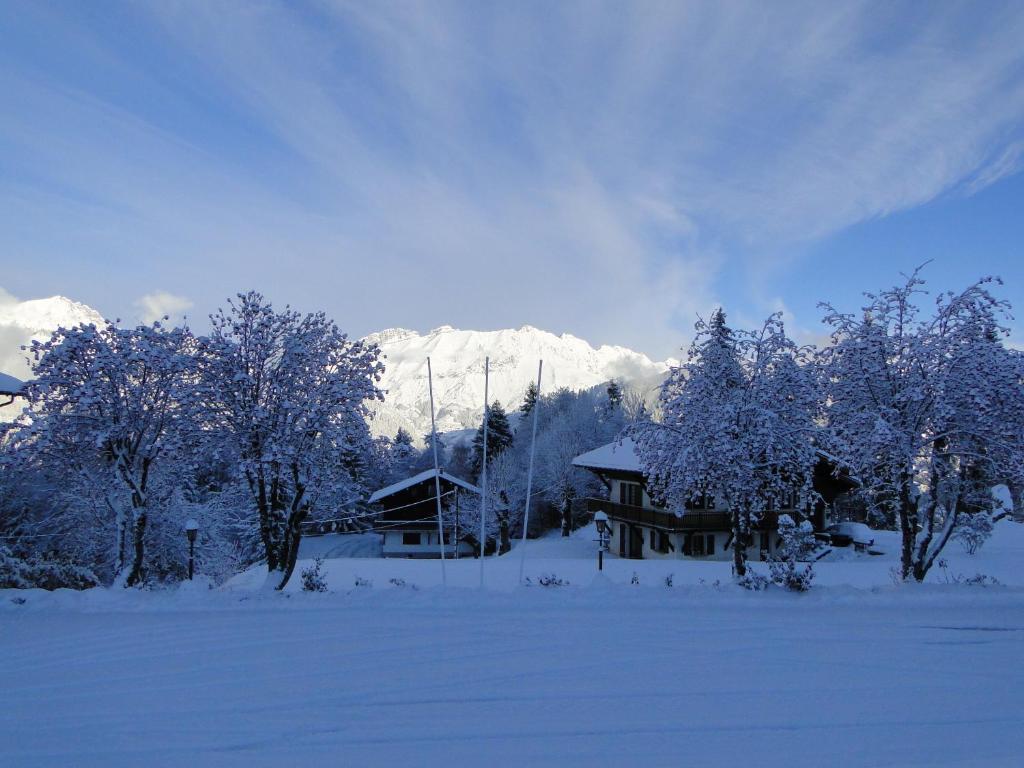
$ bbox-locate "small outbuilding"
[368,468,480,558]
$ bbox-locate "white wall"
[382,530,475,558]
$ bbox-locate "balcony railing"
[586,498,729,530]
[586,498,792,531]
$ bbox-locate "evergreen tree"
[605,379,623,412]
[471,400,514,478]
[520,381,539,420]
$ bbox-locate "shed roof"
[368,468,481,504]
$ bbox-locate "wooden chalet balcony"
[586,498,796,531]
[586,498,731,531]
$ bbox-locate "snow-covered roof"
[572,438,642,473]
[0,371,24,393]
[367,468,481,504]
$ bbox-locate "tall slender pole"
[479,357,489,587]
[518,360,543,585]
[427,357,446,586]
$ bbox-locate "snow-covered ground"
[3,522,1024,767]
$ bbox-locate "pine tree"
[605,379,623,412]
[471,400,515,478]
[521,381,539,419]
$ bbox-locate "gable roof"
[367,468,482,504]
[572,437,642,473]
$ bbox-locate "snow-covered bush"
[0,546,98,590]
[736,570,770,591]
[955,513,994,555]
[768,515,817,591]
[354,576,373,588]
[525,573,569,587]
[300,557,328,592]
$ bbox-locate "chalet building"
[573,438,855,561]
[368,468,480,558]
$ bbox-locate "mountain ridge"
[0,295,674,437]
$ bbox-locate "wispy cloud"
[1,1,1022,357]
[134,291,193,324]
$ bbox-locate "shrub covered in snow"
[525,573,569,587]
[955,513,994,555]
[0,546,99,590]
[768,515,818,591]
[300,557,328,592]
[736,570,770,591]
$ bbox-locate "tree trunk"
[123,510,147,587]
[274,474,308,591]
[499,518,510,554]
[731,508,747,578]
[560,492,574,537]
[898,475,916,582]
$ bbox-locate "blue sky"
[2,0,1023,358]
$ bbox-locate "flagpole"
[479,357,490,587]
[518,360,543,585]
[427,357,446,586]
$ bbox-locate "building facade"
[573,438,854,561]
[368,468,480,558]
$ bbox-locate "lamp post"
[594,511,610,571]
[185,519,199,581]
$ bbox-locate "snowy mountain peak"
[0,294,106,382]
[365,324,672,442]
[0,295,104,334]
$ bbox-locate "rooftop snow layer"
[368,468,481,504]
[572,437,642,472]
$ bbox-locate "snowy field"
[3,523,1024,767]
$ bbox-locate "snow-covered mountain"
[364,325,675,443]
[0,294,675,439]
[0,294,103,382]
[0,295,105,381]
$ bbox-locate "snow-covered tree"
[820,270,1024,581]
[532,386,627,536]
[14,319,195,586]
[196,292,384,590]
[632,310,820,578]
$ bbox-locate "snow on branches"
[16,319,196,586]
[631,310,820,578]
[819,269,1024,581]
[195,292,384,590]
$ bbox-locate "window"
[760,532,770,555]
[650,529,656,551]
[402,532,421,546]
[706,534,715,555]
[619,482,643,507]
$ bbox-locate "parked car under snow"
[825,522,875,549]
